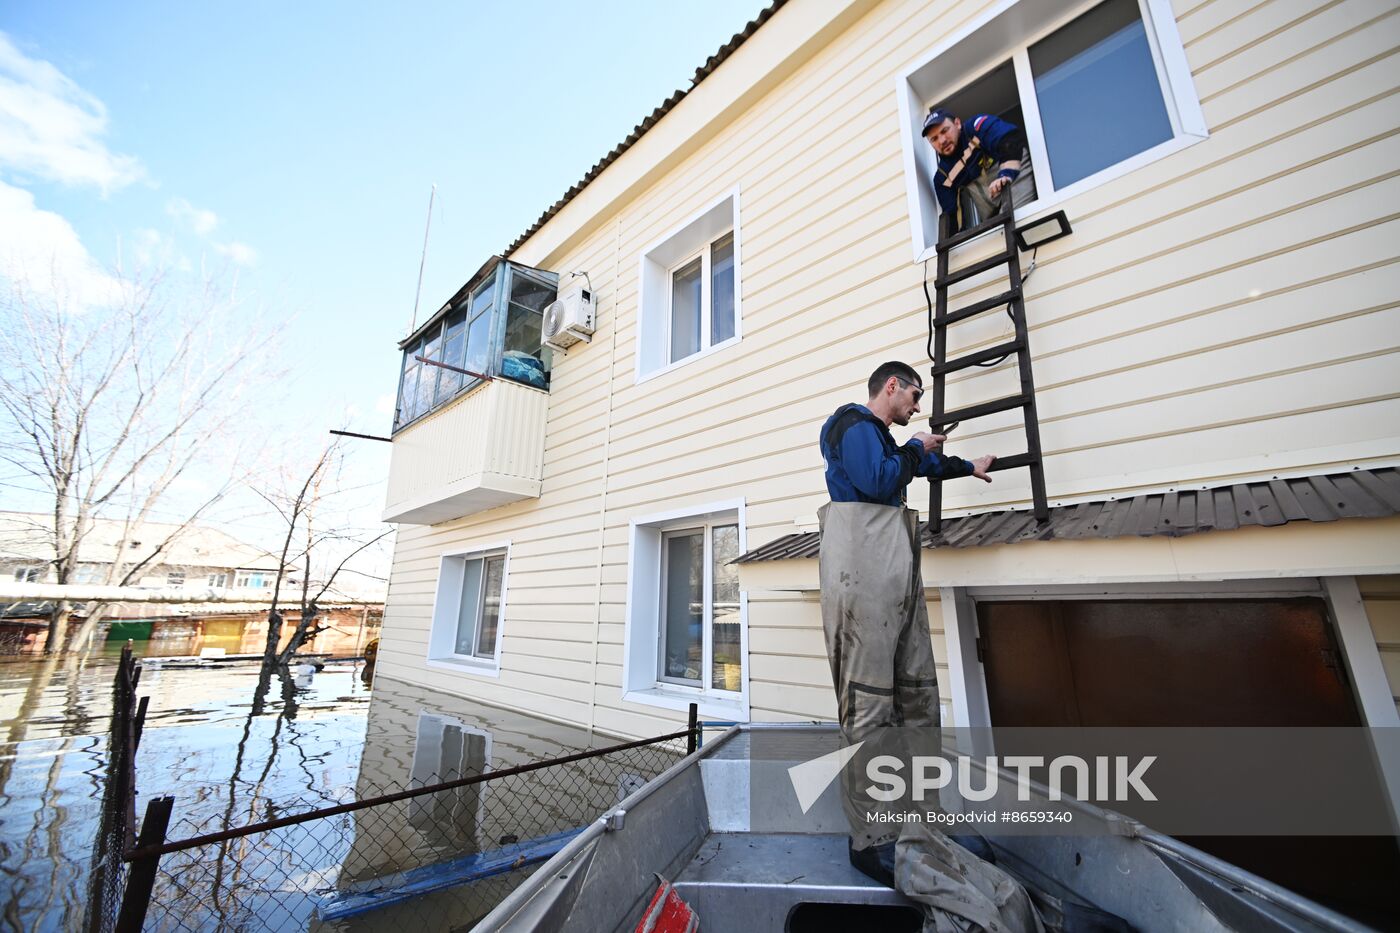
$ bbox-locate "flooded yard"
[0,646,682,932]
[0,646,372,931]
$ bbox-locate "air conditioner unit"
[542,277,595,350]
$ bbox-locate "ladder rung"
[931,394,1027,427]
[942,289,1020,327]
[936,251,1013,289]
[936,211,1012,253]
[931,339,1024,376]
[985,452,1035,472]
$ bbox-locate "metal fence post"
[686,703,698,755]
[116,796,174,933]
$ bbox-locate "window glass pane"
[471,275,495,318]
[669,257,702,363]
[397,346,421,426]
[475,556,504,658]
[437,310,467,402]
[502,304,548,389]
[416,329,442,416]
[662,532,703,683]
[455,558,484,656]
[1030,0,1172,190]
[710,234,735,346]
[509,273,555,314]
[465,310,493,379]
[710,524,742,692]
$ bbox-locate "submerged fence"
[87,643,149,933]
[100,658,697,932]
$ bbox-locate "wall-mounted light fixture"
[1015,210,1072,251]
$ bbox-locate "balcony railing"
[382,377,548,525]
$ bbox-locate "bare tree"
[255,439,392,669]
[0,264,273,654]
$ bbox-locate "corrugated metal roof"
[502,0,788,259]
[735,467,1400,563]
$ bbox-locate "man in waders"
[819,362,1044,932]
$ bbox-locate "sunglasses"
[897,378,924,403]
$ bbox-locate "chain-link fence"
[106,695,695,932]
[86,643,148,933]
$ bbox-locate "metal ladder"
[927,202,1049,533]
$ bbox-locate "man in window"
[923,107,1032,232]
[817,364,1040,930]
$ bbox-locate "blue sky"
[0,1,767,554]
[2,1,768,416]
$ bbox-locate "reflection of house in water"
[330,677,675,928]
[407,713,490,850]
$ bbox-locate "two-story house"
[374,0,1400,910]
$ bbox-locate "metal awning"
[735,467,1400,562]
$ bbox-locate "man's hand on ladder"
[970,454,997,483]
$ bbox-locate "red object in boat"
[635,876,699,933]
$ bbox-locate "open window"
[898,0,1206,259]
[394,259,557,432]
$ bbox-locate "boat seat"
[671,832,921,931]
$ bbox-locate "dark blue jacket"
[932,113,1025,215]
[820,404,975,506]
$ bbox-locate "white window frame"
[13,566,43,583]
[207,572,229,588]
[896,0,1208,263]
[426,540,511,677]
[636,188,743,384]
[166,571,186,587]
[623,499,749,721]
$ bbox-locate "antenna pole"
[408,183,436,334]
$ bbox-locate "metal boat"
[477,723,1372,932]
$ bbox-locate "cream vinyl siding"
[377,0,1400,737]
[1359,574,1400,718]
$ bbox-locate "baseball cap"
[922,107,955,135]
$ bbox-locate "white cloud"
[373,393,396,415]
[0,32,143,193]
[130,226,190,271]
[166,197,218,235]
[214,241,257,267]
[0,178,122,308]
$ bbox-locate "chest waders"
[819,500,1044,933]
[818,500,940,848]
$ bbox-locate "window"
[657,525,742,691]
[13,567,42,583]
[207,572,229,588]
[624,501,748,719]
[393,261,557,431]
[898,0,1205,258]
[235,570,271,589]
[637,191,742,380]
[665,232,735,366]
[426,544,510,673]
[166,571,186,586]
[73,566,104,584]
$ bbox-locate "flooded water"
[0,646,678,933]
[0,645,372,933]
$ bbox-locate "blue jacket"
[819,404,975,506]
[932,113,1024,215]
